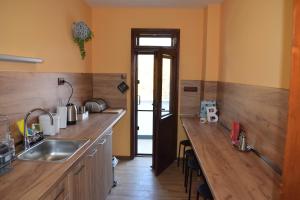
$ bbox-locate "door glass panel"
[161,57,171,116]
[137,54,154,154]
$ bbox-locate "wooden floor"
[107,157,204,200]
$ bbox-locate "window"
[139,37,172,47]
[133,29,179,49]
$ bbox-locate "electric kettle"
[66,103,77,125]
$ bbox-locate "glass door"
[137,54,154,155]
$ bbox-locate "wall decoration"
[72,21,93,59]
[200,100,218,123]
[206,106,218,123]
[117,81,129,93]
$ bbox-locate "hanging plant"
[72,21,93,59]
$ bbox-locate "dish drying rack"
[0,149,15,175]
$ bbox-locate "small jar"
[0,115,10,142]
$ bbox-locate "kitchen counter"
[181,117,281,200]
[0,111,125,200]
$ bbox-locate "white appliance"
[57,106,67,128]
[39,114,60,136]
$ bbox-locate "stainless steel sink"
[18,139,89,162]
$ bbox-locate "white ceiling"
[86,0,223,7]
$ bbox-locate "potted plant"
[72,21,93,59]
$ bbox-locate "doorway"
[137,54,154,155]
[131,29,180,175]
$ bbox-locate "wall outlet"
[58,78,65,85]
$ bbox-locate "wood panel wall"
[180,80,217,116]
[217,82,289,170]
[0,71,93,144]
[180,80,201,116]
[93,73,127,109]
[200,81,218,101]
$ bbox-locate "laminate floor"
[107,157,204,200]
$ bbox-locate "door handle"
[138,95,141,105]
[74,165,85,175]
[106,131,113,136]
[98,139,106,145]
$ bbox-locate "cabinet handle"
[106,131,113,136]
[74,165,85,175]
[98,139,106,145]
[54,188,65,200]
[88,148,98,157]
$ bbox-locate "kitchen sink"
[18,139,89,162]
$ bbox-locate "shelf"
[0,54,43,63]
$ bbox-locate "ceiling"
[86,0,223,7]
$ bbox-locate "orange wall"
[0,0,92,73]
[204,4,221,81]
[220,0,293,89]
[92,7,206,156]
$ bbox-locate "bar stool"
[184,149,194,190]
[197,183,213,200]
[187,155,201,200]
[177,139,191,173]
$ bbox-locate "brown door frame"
[281,0,300,198]
[130,28,180,159]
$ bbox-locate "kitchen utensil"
[0,115,10,140]
[67,103,77,125]
[78,106,86,114]
[230,121,240,145]
[238,134,247,152]
[57,106,67,128]
[84,98,107,113]
[39,114,60,135]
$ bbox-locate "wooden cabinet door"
[42,176,69,200]
[68,159,88,200]
[97,136,107,200]
[85,139,108,200]
[104,129,113,196]
[85,144,99,200]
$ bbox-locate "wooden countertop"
[0,111,126,200]
[181,117,281,200]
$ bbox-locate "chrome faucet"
[24,108,53,150]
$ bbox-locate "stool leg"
[185,164,189,192]
[182,146,186,173]
[177,144,181,167]
[197,191,199,200]
[188,169,193,200]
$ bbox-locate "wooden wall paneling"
[217,82,289,171]
[92,73,127,109]
[0,71,93,144]
[180,80,201,116]
[281,0,300,198]
[201,80,218,100]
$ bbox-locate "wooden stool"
[187,155,201,200]
[177,139,191,173]
[184,149,194,190]
[197,183,213,200]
